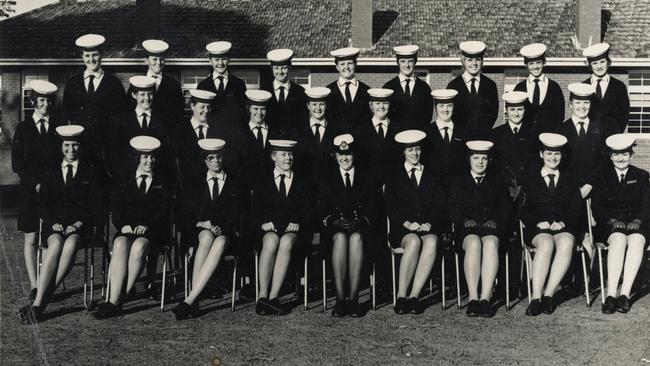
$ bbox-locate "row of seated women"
[17,124,648,324]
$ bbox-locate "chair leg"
[322,258,327,311]
[231,257,237,312]
[441,254,446,310]
[391,252,397,307]
[597,247,605,305]
[160,251,168,312]
[525,250,532,303]
[580,248,590,307]
[101,246,107,298]
[84,246,89,310]
[455,252,461,310]
[303,256,308,310]
[255,252,259,302]
[184,253,189,299]
[105,260,112,302]
[90,246,95,307]
[519,252,525,299]
[36,248,42,286]
[372,262,376,311]
[505,251,510,311]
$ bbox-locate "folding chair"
[320,232,377,311]
[451,223,511,310]
[520,219,590,306]
[387,217,448,309]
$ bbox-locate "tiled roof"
[0,0,648,59]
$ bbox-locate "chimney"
[576,0,601,47]
[351,0,373,49]
[135,0,161,46]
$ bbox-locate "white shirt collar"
[338,77,358,87]
[310,118,326,128]
[541,167,560,179]
[462,71,480,83]
[191,117,208,130]
[32,112,49,124]
[207,170,225,181]
[591,74,610,84]
[340,166,355,179]
[398,73,415,83]
[404,161,423,172]
[372,117,389,127]
[527,74,547,83]
[508,121,522,132]
[136,106,151,118]
[274,168,292,180]
[572,116,590,128]
[213,70,229,80]
[436,119,454,130]
[249,121,268,131]
[614,167,629,177]
[471,171,485,180]
[273,79,290,91]
[136,168,151,179]
[147,70,162,79]
[62,160,79,169]
[84,69,103,79]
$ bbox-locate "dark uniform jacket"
[513,77,565,133]
[447,74,499,138]
[126,73,185,134]
[557,118,613,188]
[490,121,538,191]
[250,169,312,239]
[63,71,128,168]
[293,120,342,191]
[197,72,247,111]
[261,80,308,134]
[352,119,402,186]
[383,76,433,130]
[521,168,581,231]
[326,79,371,131]
[110,172,172,244]
[319,166,376,225]
[582,76,630,134]
[448,171,511,230]
[424,123,467,188]
[40,160,97,235]
[11,117,60,192]
[592,164,650,227]
[180,173,243,238]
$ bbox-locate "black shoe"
[602,296,617,314]
[332,300,346,317]
[19,305,42,324]
[172,301,192,321]
[478,299,493,318]
[255,298,272,316]
[145,282,161,301]
[269,298,288,316]
[347,299,363,317]
[526,299,542,316]
[28,288,37,303]
[616,295,630,313]
[541,295,554,314]
[466,300,480,317]
[408,297,425,314]
[394,297,408,314]
[94,302,122,319]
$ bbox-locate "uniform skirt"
[320,224,370,256]
[389,223,441,249]
[595,224,650,245]
[112,227,165,249]
[454,225,504,247]
[17,185,39,233]
[255,220,309,252]
[523,227,577,248]
[42,224,91,242]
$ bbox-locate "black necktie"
[87,75,95,96]
[443,127,450,143]
[279,174,287,197]
[377,123,385,139]
[65,164,73,186]
[278,86,286,103]
[38,119,46,135]
[314,124,322,143]
[410,168,418,187]
[513,127,519,135]
[217,76,225,95]
[470,78,477,95]
[256,126,264,149]
[139,175,148,193]
[547,173,556,192]
[141,114,148,130]
[620,173,625,184]
[198,125,205,139]
[578,122,586,137]
[596,78,603,101]
[151,75,160,90]
[344,81,352,104]
[475,176,483,185]
[404,79,411,97]
[532,78,541,107]
[211,177,219,201]
[345,172,352,190]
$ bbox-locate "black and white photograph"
[0,0,649,364]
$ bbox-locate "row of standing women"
[12,34,645,323]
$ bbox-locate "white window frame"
[628,70,650,135]
[291,68,311,88]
